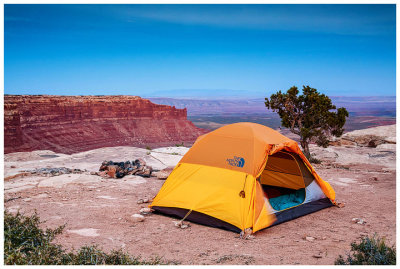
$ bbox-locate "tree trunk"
[300,139,311,160]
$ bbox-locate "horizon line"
[4,94,396,98]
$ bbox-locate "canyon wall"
[4,95,207,154]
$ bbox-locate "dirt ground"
[4,147,396,265]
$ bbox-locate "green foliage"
[4,210,174,265]
[65,246,169,265]
[4,210,66,265]
[265,85,348,159]
[335,235,396,265]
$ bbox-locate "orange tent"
[150,122,335,233]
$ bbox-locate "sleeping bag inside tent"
[149,122,336,233]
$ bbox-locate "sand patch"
[330,178,357,186]
[97,195,117,200]
[67,228,100,237]
[33,193,49,199]
[7,205,21,213]
[4,176,42,193]
[38,174,99,188]
[152,147,189,156]
[331,181,349,186]
[338,178,357,184]
[122,176,147,185]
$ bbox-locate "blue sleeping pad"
[268,188,306,211]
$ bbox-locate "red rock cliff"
[4,95,208,154]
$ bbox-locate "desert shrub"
[4,210,66,265]
[335,234,396,265]
[175,142,184,147]
[64,246,168,265]
[145,146,152,150]
[4,210,173,265]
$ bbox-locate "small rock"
[245,234,255,240]
[10,165,16,168]
[322,236,327,240]
[336,202,345,208]
[305,236,315,242]
[131,214,145,222]
[106,166,117,178]
[136,167,152,178]
[98,171,107,177]
[352,218,366,225]
[139,208,152,215]
[137,198,151,204]
[173,220,191,229]
[371,177,378,181]
[23,198,32,202]
[239,228,254,240]
[312,254,323,259]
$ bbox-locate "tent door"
[260,151,309,212]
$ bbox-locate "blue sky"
[4,4,396,97]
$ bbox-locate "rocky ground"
[4,125,396,265]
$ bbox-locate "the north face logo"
[226,156,245,168]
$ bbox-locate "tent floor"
[153,197,333,234]
[271,198,333,227]
[152,206,242,233]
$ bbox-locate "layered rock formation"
[330,124,396,147]
[4,95,207,154]
[311,124,396,170]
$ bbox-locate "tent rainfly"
[150,122,336,233]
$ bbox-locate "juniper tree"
[265,85,348,160]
